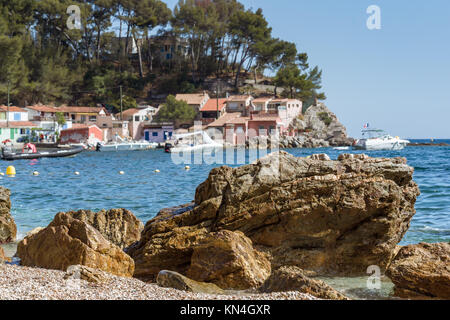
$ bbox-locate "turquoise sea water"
[1,140,449,246]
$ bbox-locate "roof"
[200,98,228,112]
[206,113,241,128]
[0,106,27,113]
[56,106,105,114]
[0,121,35,128]
[252,97,273,103]
[227,116,250,125]
[26,105,59,113]
[175,93,209,105]
[227,95,253,102]
[118,108,140,118]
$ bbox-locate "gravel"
[0,264,317,300]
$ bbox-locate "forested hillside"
[0,0,325,111]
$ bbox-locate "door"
[10,128,14,140]
[144,131,150,141]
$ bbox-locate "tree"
[154,94,196,124]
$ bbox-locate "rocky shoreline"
[1,152,449,300]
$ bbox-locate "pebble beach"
[0,264,316,301]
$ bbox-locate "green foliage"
[55,112,66,126]
[109,95,137,114]
[154,94,196,123]
[0,0,325,107]
[318,112,332,126]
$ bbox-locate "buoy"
[154,169,160,173]
[74,171,80,175]
[32,171,39,176]
[119,171,125,175]
[6,166,16,176]
[185,166,190,170]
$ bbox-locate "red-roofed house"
[199,98,228,125]
[225,95,254,115]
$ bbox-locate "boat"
[96,135,158,152]
[353,129,410,151]
[1,144,84,161]
[333,146,350,151]
[165,131,222,153]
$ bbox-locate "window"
[14,113,21,121]
[134,115,140,122]
[152,132,158,137]
[81,115,86,123]
[89,116,96,122]
[20,128,26,134]
[71,114,75,120]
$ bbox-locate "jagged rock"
[129,151,419,283]
[157,270,225,294]
[259,266,349,300]
[291,103,353,146]
[16,212,134,277]
[65,209,144,249]
[187,230,271,290]
[0,187,16,244]
[26,227,45,238]
[386,242,450,299]
[64,265,110,284]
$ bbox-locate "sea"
[1,139,448,299]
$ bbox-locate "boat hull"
[98,143,156,152]
[1,147,84,161]
[353,139,409,151]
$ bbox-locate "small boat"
[165,131,222,153]
[96,135,157,152]
[1,144,84,161]
[333,146,350,151]
[353,129,410,151]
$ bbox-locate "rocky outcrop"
[129,151,419,284]
[291,103,353,147]
[0,187,16,244]
[64,265,111,284]
[16,212,134,277]
[65,209,144,249]
[0,246,5,263]
[157,270,225,294]
[187,230,271,290]
[259,266,348,300]
[386,242,450,299]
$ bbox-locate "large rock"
[129,152,419,283]
[187,230,271,290]
[292,103,353,146]
[0,246,5,263]
[157,270,225,294]
[0,187,16,244]
[386,242,450,299]
[259,266,349,300]
[16,212,134,277]
[65,209,144,249]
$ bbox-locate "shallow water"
[1,140,449,246]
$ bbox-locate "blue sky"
[162,0,450,138]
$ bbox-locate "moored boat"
[353,129,410,151]
[1,145,84,161]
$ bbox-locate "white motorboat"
[97,135,157,152]
[166,131,222,153]
[353,129,410,151]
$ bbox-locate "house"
[247,112,285,140]
[25,104,72,131]
[96,115,129,142]
[142,123,174,143]
[225,95,254,115]
[155,35,189,62]
[55,106,108,125]
[116,106,156,140]
[60,124,103,145]
[251,97,273,113]
[175,92,210,112]
[266,98,302,128]
[0,106,35,142]
[199,98,228,125]
[205,112,241,142]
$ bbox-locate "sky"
[162,0,450,138]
